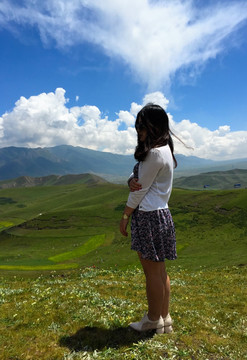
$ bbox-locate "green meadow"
[0,183,246,359]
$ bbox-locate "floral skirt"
[131,208,177,262]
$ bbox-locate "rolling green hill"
[0,173,108,189]
[173,168,247,190]
[0,182,246,272]
[1,184,246,359]
[1,168,247,191]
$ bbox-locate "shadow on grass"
[59,326,155,351]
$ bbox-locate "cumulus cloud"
[170,118,247,160]
[0,88,246,160]
[0,0,247,88]
[0,88,134,154]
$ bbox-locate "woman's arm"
[129,178,142,192]
[126,149,163,209]
[119,205,135,237]
[127,167,142,192]
[120,150,163,237]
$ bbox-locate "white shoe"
[163,313,173,333]
[129,313,164,334]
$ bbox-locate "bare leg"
[160,263,170,318]
[138,252,165,321]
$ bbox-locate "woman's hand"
[129,178,142,192]
[120,217,129,237]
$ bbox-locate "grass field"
[1,265,246,359]
[0,183,246,359]
[0,184,246,271]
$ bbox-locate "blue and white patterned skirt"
[131,208,177,262]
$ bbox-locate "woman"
[120,103,177,334]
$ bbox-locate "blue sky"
[0,0,247,160]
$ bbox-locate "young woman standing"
[120,103,177,334]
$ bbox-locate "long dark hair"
[134,103,177,167]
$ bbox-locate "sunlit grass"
[0,186,246,271]
[0,185,246,358]
[49,234,107,263]
[0,263,78,271]
[0,265,246,360]
[0,221,14,229]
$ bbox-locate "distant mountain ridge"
[1,169,246,190]
[173,168,247,190]
[0,145,247,182]
[0,173,108,189]
[0,145,134,181]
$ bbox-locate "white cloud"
[0,88,136,154]
[117,111,135,127]
[143,92,169,110]
[118,91,169,125]
[170,118,247,161]
[0,88,246,160]
[0,0,247,88]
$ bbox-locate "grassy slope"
[0,185,247,271]
[173,168,247,190]
[0,266,246,359]
[0,185,246,359]
[0,183,133,271]
[0,173,108,189]
[170,188,247,269]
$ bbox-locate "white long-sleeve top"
[126,145,174,211]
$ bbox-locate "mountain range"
[1,169,246,190]
[0,173,108,189]
[0,145,247,183]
